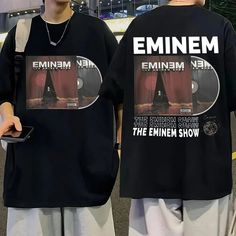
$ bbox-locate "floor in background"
[0,114,235,236]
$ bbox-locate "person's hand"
[3,129,21,138]
[0,116,22,137]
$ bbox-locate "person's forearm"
[0,102,21,135]
[0,102,14,120]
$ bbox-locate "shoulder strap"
[13,18,32,103]
[15,18,32,52]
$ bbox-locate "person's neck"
[168,1,197,6]
[43,3,73,23]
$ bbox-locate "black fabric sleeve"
[224,21,236,112]
[0,27,16,105]
[99,29,128,105]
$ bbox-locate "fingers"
[4,130,21,138]
[0,116,22,137]
[0,125,10,137]
[13,117,22,131]
[0,120,12,137]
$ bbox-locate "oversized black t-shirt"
[100,5,236,200]
[0,13,119,207]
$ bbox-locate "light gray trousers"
[129,195,232,236]
[7,199,115,236]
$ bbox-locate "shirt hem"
[4,197,110,208]
[120,190,232,201]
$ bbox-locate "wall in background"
[0,0,41,13]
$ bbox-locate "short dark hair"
[42,0,45,3]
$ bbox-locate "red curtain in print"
[26,56,77,100]
[134,56,157,105]
[26,56,47,100]
[161,56,192,104]
[50,57,77,99]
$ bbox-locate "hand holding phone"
[0,126,34,143]
[0,115,22,136]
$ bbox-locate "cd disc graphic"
[191,56,220,116]
[76,56,102,109]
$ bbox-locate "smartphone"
[1,126,34,143]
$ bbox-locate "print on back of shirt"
[26,55,102,109]
[133,36,220,138]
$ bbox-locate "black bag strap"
[13,54,24,104]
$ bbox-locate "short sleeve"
[224,21,236,111]
[99,30,128,105]
[0,27,16,105]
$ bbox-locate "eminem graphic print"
[134,55,220,116]
[26,56,102,109]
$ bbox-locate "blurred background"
[0,0,235,46]
[0,0,235,235]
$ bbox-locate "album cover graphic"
[134,55,220,116]
[26,56,102,109]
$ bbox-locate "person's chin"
[197,0,205,6]
[56,0,70,3]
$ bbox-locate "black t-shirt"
[100,5,236,200]
[0,13,119,207]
